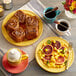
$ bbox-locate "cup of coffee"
[7,48,28,66]
[55,19,71,36]
[43,7,61,23]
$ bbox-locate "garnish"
[54,47,60,53]
[61,49,65,54]
[59,53,64,57]
[45,49,48,52]
[62,2,66,5]
[62,0,76,14]
[64,60,68,65]
[42,54,45,57]
[54,47,57,50]
[39,49,43,51]
[53,40,56,43]
[57,49,60,53]
[47,61,49,64]
[64,48,67,51]
[47,40,51,44]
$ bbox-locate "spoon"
[54,20,68,29]
[45,7,58,15]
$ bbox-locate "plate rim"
[2,50,29,74]
[2,10,43,46]
[35,37,74,73]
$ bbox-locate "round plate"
[2,50,28,74]
[35,37,74,73]
[2,10,43,46]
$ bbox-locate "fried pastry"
[25,16,39,40]
[25,26,38,40]
[10,27,25,42]
[5,16,19,31]
[5,10,39,42]
[14,10,26,23]
[26,16,39,26]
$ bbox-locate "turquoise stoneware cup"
[43,7,61,23]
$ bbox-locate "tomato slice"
[60,47,65,50]
[55,56,65,65]
[41,55,52,63]
[52,41,61,49]
[43,45,53,55]
[44,55,52,60]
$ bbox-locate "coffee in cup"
[7,48,28,66]
[45,9,56,18]
[58,21,69,31]
[43,7,61,23]
[55,19,71,36]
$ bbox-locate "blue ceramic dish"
[43,7,61,23]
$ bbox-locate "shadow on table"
[0,56,12,76]
[13,59,75,76]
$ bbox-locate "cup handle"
[56,10,61,15]
[21,54,28,60]
[65,30,71,36]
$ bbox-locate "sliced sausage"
[43,45,53,55]
[52,41,61,49]
[55,56,65,65]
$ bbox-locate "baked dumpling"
[5,10,39,42]
[25,16,39,26]
[5,16,19,31]
[25,16,39,40]
[25,26,38,40]
[10,27,25,42]
[14,10,26,23]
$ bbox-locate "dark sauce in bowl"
[58,22,68,31]
[45,9,56,18]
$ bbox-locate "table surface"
[0,0,76,76]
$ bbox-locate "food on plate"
[7,48,21,63]
[25,25,38,40]
[10,27,25,42]
[14,10,26,23]
[38,39,69,68]
[5,16,19,31]
[7,48,28,66]
[51,41,61,49]
[43,45,53,55]
[5,10,39,42]
[25,16,39,40]
[35,37,74,73]
[25,16,39,26]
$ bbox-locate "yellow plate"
[2,10,43,46]
[35,37,74,73]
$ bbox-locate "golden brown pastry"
[14,10,26,23]
[10,27,25,42]
[25,16,39,26]
[5,16,19,31]
[25,16,39,40]
[25,25,38,40]
[5,10,39,42]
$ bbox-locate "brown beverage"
[58,22,68,31]
[45,9,56,18]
